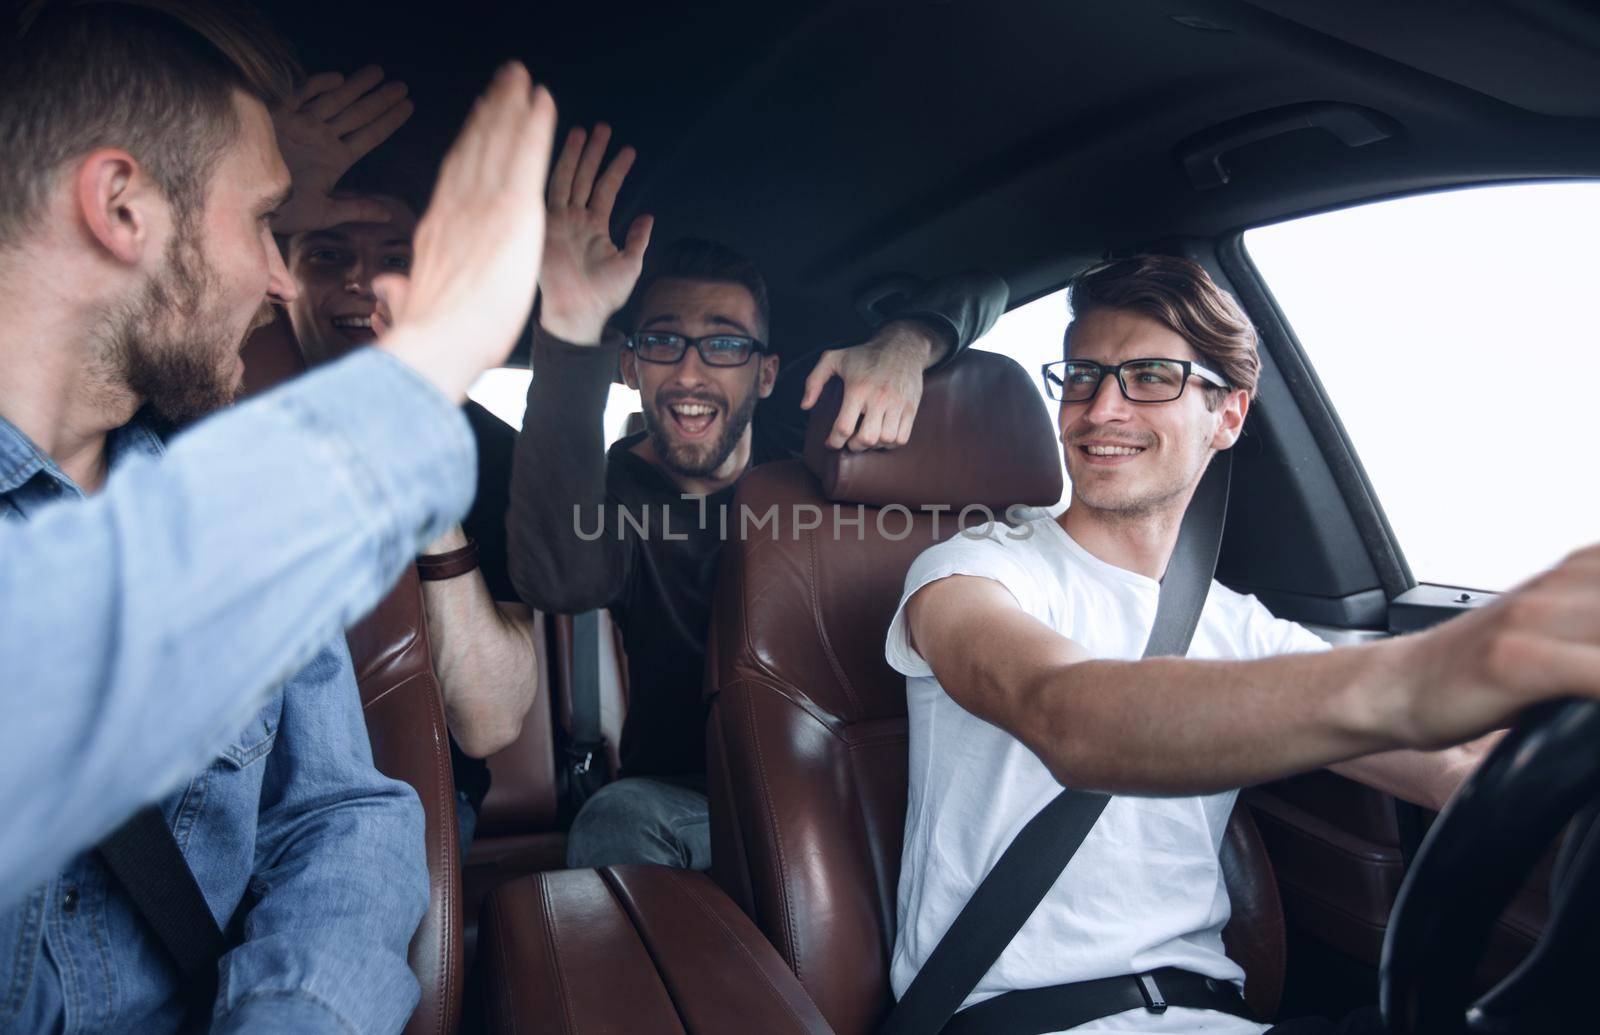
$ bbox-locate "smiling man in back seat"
[506,125,1008,870]
[281,167,541,855]
[0,4,430,1031]
[887,254,1600,1034]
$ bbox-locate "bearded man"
[0,4,434,1031]
[506,125,1008,870]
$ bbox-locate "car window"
[975,288,1070,413]
[974,288,1071,504]
[469,367,640,445]
[1245,182,1600,592]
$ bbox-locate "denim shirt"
[0,349,473,893]
[0,359,447,1033]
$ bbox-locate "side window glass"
[974,288,1071,506]
[975,288,1070,414]
[1245,183,1600,591]
[468,368,640,445]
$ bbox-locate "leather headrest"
[802,350,1063,510]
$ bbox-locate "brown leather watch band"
[416,539,480,581]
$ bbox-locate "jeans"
[456,790,479,859]
[566,777,711,870]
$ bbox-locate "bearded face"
[107,215,272,426]
[640,372,762,479]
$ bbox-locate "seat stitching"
[841,729,906,749]
[842,736,898,974]
[359,665,419,711]
[357,657,456,1033]
[743,694,802,984]
[538,879,576,1035]
[729,675,845,736]
[485,905,519,1035]
[805,528,863,715]
[425,671,456,1035]
[678,873,814,1034]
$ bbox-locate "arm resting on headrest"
[762,269,1010,458]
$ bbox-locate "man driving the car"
[506,125,1009,871]
[884,254,1596,1034]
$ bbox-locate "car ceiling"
[277,0,1600,351]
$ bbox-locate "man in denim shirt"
[0,4,439,1031]
[0,422,427,1033]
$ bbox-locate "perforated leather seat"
[704,350,1287,1033]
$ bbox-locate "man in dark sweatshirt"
[507,124,1008,869]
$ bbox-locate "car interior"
[238,1,1600,1031]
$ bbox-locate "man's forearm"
[0,349,474,902]
[1330,733,1501,812]
[880,316,956,369]
[421,530,540,757]
[1014,645,1407,796]
[895,269,1009,364]
[506,327,631,612]
[915,577,1412,797]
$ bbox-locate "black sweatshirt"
[506,272,1008,778]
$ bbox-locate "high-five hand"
[271,65,415,234]
[538,123,654,344]
[376,63,557,401]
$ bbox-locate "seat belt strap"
[98,804,226,1012]
[880,451,1233,1035]
[568,609,603,774]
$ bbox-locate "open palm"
[539,124,653,343]
[271,66,415,234]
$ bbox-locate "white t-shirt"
[885,512,1330,1035]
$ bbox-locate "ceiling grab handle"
[1178,102,1397,190]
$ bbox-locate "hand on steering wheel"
[1380,697,1600,1034]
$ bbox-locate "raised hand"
[538,123,653,344]
[375,64,557,402]
[800,319,951,451]
[270,65,415,234]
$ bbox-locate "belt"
[940,967,1257,1035]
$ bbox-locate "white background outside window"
[1247,183,1600,592]
[469,367,638,446]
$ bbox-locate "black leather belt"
[940,967,1257,1035]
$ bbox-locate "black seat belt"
[565,609,608,796]
[881,450,1233,1035]
[98,805,227,1015]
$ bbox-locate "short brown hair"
[0,0,299,248]
[1066,254,1261,402]
[636,238,772,342]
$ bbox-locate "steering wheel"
[1380,698,1600,1034]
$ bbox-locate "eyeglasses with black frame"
[1041,358,1231,403]
[627,331,768,367]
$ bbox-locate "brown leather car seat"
[463,607,565,951]
[241,314,463,1035]
[705,350,1287,1034]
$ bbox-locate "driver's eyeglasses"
[1042,358,1231,403]
[628,331,766,367]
